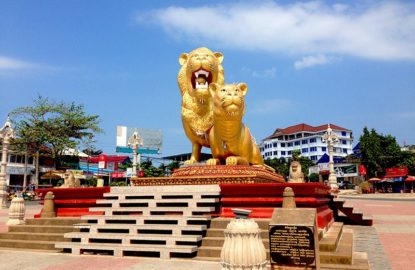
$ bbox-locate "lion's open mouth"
[191,69,212,90]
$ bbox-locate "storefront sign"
[6,166,32,175]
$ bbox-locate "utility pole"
[128,132,143,177]
[322,124,339,191]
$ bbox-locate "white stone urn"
[221,218,267,270]
[7,196,25,225]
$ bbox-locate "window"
[273,151,278,156]
[302,139,308,144]
[288,151,292,155]
[309,138,316,143]
[280,143,286,147]
[9,154,16,163]
[281,151,286,155]
[273,142,278,147]
[302,148,308,153]
[342,140,347,145]
[322,147,327,152]
[310,147,317,152]
[342,148,348,154]
[341,131,347,136]
[294,141,300,146]
[287,142,293,147]
[296,133,302,138]
[311,156,318,161]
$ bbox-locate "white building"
[260,123,353,162]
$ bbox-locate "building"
[260,123,353,162]
[0,150,54,188]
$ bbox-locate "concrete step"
[90,206,216,216]
[64,232,203,244]
[25,218,80,226]
[8,225,78,234]
[197,246,222,258]
[0,239,60,250]
[321,252,369,270]
[0,232,66,242]
[209,218,270,230]
[194,256,220,262]
[56,242,198,258]
[81,215,211,226]
[320,230,354,265]
[319,222,344,252]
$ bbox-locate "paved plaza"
[0,194,414,270]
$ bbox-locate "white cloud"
[0,56,39,70]
[139,1,415,60]
[249,98,294,115]
[242,67,277,78]
[294,54,340,70]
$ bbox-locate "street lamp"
[128,132,143,177]
[0,118,15,208]
[322,124,339,190]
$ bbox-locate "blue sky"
[1,1,414,157]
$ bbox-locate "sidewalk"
[341,195,415,270]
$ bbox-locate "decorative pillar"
[322,124,339,190]
[282,187,296,208]
[7,196,25,225]
[221,209,267,270]
[41,191,56,218]
[0,118,15,209]
[128,132,143,177]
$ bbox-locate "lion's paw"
[184,159,197,165]
[206,158,220,166]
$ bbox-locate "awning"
[368,177,381,182]
[405,176,415,182]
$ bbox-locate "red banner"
[384,167,408,178]
[359,165,367,176]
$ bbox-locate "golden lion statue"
[60,171,80,188]
[178,47,224,164]
[288,161,305,183]
[206,82,264,166]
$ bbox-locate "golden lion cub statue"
[206,82,264,166]
[178,47,225,164]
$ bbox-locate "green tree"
[9,96,102,168]
[309,173,319,182]
[360,127,403,177]
[140,160,164,177]
[265,157,289,178]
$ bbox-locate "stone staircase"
[332,198,373,226]
[56,185,221,258]
[0,218,79,251]
[195,218,369,269]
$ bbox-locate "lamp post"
[0,118,15,208]
[322,124,339,190]
[128,132,143,177]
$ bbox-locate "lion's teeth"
[195,70,209,78]
[196,81,208,89]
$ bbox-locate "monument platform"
[34,187,110,217]
[131,165,284,186]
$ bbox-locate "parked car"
[338,181,355,189]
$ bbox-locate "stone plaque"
[269,208,319,269]
[269,225,315,267]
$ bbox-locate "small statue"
[60,171,80,188]
[288,161,304,183]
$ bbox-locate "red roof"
[265,123,350,140]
